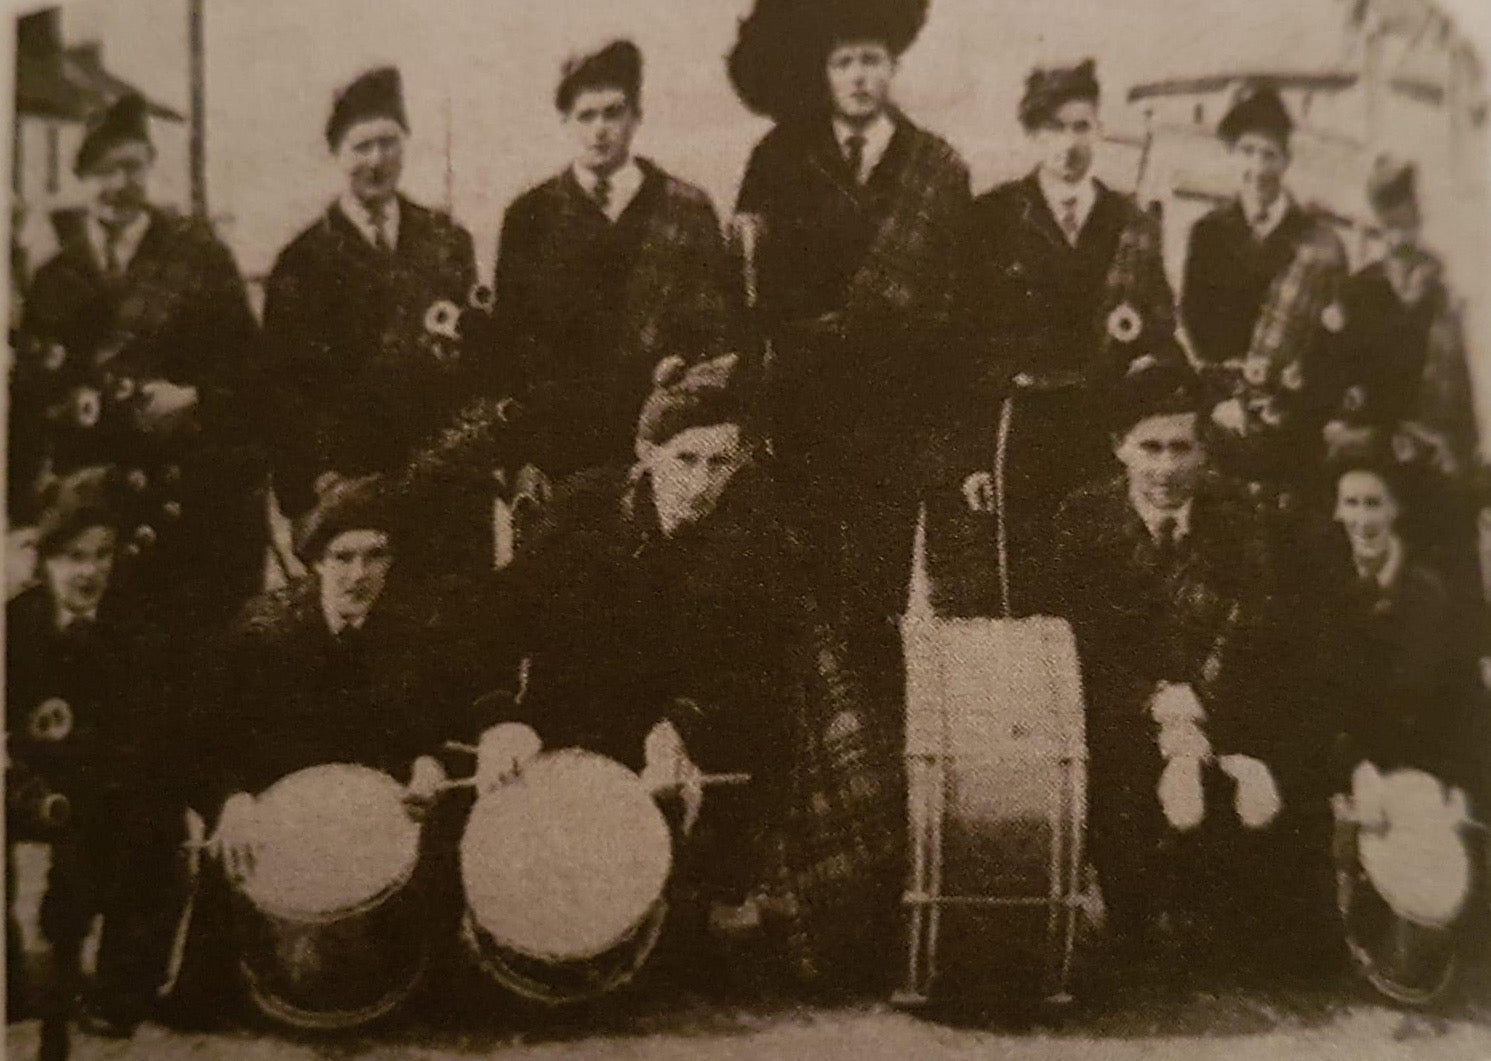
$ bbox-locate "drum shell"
[236,872,427,1029]
[900,612,1093,1004]
[232,765,428,1030]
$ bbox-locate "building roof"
[1128,70,1359,102]
[15,11,184,122]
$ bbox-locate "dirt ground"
[9,970,1491,1061]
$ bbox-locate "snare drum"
[1335,770,1475,1006]
[460,749,672,1004]
[234,764,426,1030]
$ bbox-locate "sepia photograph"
[4,0,1491,1057]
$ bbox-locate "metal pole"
[187,0,207,218]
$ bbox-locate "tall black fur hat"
[556,39,644,113]
[727,0,929,124]
[326,66,408,150]
[74,94,152,176]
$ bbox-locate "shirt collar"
[54,603,99,632]
[832,111,896,182]
[1356,533,1404,590]
[1128,486,1192,543]
[338,192,400,250]
[571,157,644,221]
[1036,168,1098,239]
[1240,188,1291,240]
[86,209,151,273]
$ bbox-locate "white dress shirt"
[54,604,100,633]
[1129,488,1193,545]
[1240,188,1291,242]
[338,193,401,252]
[572,157,645,223]
[1355,532,1404,590]
[833,111,896,184]
[86,209,150,275]
[1037,168,1098,245]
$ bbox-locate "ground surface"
[9,972,1491,1061]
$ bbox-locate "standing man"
[15,94,264,633]
[263,67,478,523]
[728,0,970,707]
[953,59,1177,616]
[1181,81,1347,488]
[493,40,738,484]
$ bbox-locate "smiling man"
[493,40,737,483]
[1050,353,1328,974]
[15,93,265,637]
[262,66,478,521]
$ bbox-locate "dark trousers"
[38,821,182,1023]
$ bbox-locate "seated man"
[207,475,454,880]
[1051,354,1327,968]
[6,468,179,1042]
[473,353,901,993]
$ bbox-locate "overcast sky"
[58,0,1368,277]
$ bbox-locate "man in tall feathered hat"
[260,66,479,523]
[946,57,1179,618]
[493,39,737,483]
[728,0,971,741]
[1180,80,1348,488]
[15,92,265,639]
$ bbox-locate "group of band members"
[6,0,1487,1043]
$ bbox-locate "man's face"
[565,87,640,175]
[82,140,153,226]
[1033,99,1099,184]
[335,117,405,205]
[1232,131,1289,209]
[1335,470,1399,562]
[1114,412,1205,511]
[1377,200,1422,259]
[825,40,896,124]
[44,525,117,618]
[642,423,747,535]
[315,529,393,624]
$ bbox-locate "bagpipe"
[1203,210,1349,482]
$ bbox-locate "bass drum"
[1334,771,1476,1007]
[234,764,426,1030]
[460,749,672,1005]
[898,510,1097,1006]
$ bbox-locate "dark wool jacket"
[1180,198,1317,367]
[5,583,176,840]
[1051,474,1301,798]
[199,575,469,808]
[493,159,738,479]
[13,207,259,518]
[959,171,1176,398]
[735,112,971,471]
[1314,539,1482,791]
[262,195,478,516]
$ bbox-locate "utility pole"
[188,0,207,218]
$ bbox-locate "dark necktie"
[593,173,612,214]
[62,615,95,645]
[845,134,866,184]
[101,226,124,278]
[368,202,392,254]
[1155,516,1179,560]
[1058,197,1082,245]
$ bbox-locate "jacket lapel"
[1016,171,1072,254]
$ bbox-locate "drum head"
[243,764,419,920]
[462,750,672,963]
[1359,771,1471,929]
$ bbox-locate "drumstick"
[649,771,752,794]
[444,741,479,755]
